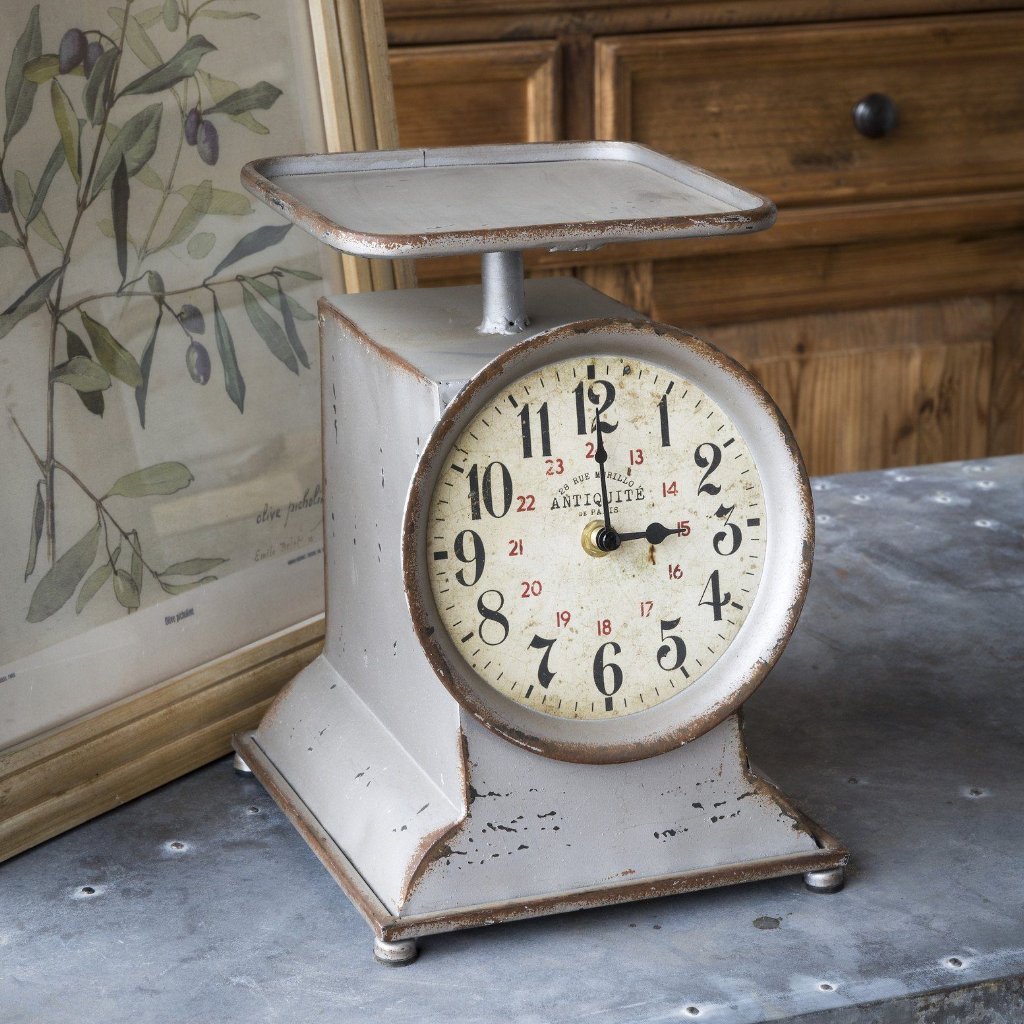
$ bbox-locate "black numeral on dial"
[574,379,617,435]
[712,503,742,556]
[698,570,731,621]
[453,529,485,586]
[658,392,671,446]
[519,402,551,459]
[468,462,512,519]
[477,589,509,645]
[695,442,722,496]
[657,617,688,674]
[593,641,623,708]
[529,634,557,688]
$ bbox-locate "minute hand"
[593,403,619,551]
[616,522,680,545]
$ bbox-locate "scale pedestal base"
[233,681,846,962]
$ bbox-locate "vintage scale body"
[233,142,848,965]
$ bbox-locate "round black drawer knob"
[852,93,899,139]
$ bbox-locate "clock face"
[424,354,766,721]
[404,318,811,763]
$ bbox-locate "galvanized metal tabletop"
[4,456,1023,1024]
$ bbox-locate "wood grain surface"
[392,41,561,148]
[0,620,324,863]
[594,13,1024,208]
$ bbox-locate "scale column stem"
[479,250,529,335]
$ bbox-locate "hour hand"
[616,522,679,545]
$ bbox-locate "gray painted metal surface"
[241,142,775,259]
[4,457,1023,1023]
[249,276,837,933]
[479,250,528,333]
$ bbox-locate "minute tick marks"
[425,352,767,721]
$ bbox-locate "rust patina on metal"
[240,142,777,260]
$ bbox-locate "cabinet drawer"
[391,40,561,148]
[595,13,1024,207]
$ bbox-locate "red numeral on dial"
[521,580,542,598]
[662,481,678,497]
[555,610,571,628]
[639,601,653,617]
[597,618,612,636]
[508,539,524,556]
[516,494,536,512]
[667,564,684,580]
[629,448,644,466]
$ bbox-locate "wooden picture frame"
[0,0,404,863]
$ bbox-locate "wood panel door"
[595,13,1024,207]
[391,40,562,148]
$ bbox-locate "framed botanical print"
[0,0,401,859]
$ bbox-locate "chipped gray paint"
[248,278,836,923]
[403,713,821,915]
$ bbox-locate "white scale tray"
[242,141,775,259]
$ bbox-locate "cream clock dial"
[404,318,812,764]
[425,354,766,721]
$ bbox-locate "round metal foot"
[373,937,419,966]
[233,752,253,775]
[804,867,845,894]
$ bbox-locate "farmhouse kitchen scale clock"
[233,142,848,965]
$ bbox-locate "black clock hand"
[592,402,619,552]
[616,522,681,545]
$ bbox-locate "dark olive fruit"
[186,341,211,385]
[0,182,11,214]
[84,40,103,76]
[146,270,165,298]
[196,119,219,166]
[58,28,87,74]
[184,107,201,146]
[178,303,205,335]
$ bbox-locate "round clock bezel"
[402,317,813,764]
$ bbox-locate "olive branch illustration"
[1,0,319,624]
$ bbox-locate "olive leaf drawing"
[4,5,42,147]
[212,291,245,412]
[81,310,143,387]
[208,222,292,278]
[118,35,216,97]
[0,267,61,339]
[104,462,193,498]
[91,103,162,196]
[241,283,297,374]
[27,522,100,623]
[4,2,318,627]
[24,482,44,581]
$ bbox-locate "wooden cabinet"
[384,1,1024,475]
[595,16,1024,207]
[392,41,561,148]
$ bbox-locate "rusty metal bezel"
[402,318,814,765]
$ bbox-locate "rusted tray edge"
[233,731,846,944]
[240,142,776,260]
